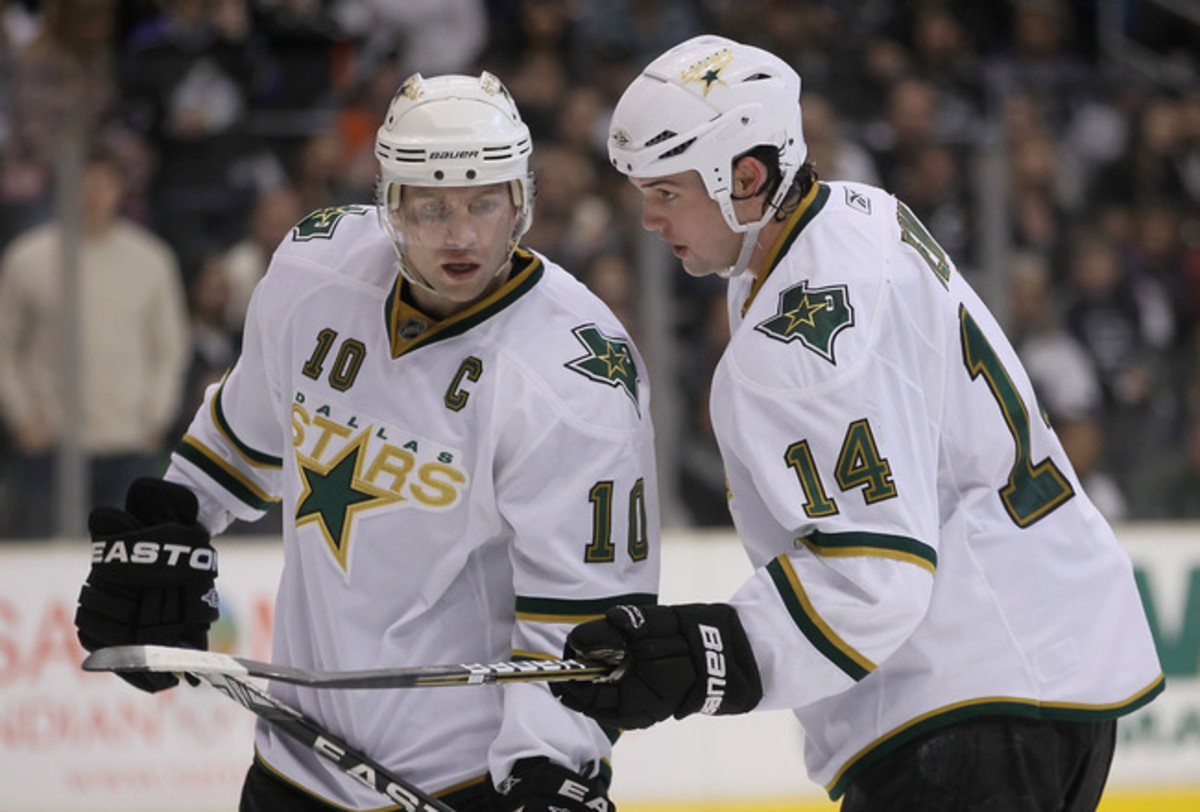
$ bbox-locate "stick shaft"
[200,671,454,812]
[83,645,612,689]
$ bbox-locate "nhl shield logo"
[755,280,854,363]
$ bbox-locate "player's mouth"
[671,244,688,259]
[441,259,481,278]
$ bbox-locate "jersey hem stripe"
[801,529,937,574]
[175,435,277,510]
[824,673,1167,800]
[212,379,284,468]
[767,556,876,680]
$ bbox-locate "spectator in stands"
[800,91,879,185]
[220,183,302,329]
[0,146,189,538]
[1057,414,1129,523]
[1007,251,1103,422]
[1092,94,1191,212]
[1063,227,1173,501]
[3,0,117,251]
[118,0,282,274]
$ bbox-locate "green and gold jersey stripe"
[211,378,284,468]
[741,183,831,316]
[825,673,1166,800]
[176,435,278,511]
[767,555,876,681]
[799,529,937,575]
[514,593,657,623]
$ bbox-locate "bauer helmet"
[608,35,806,276]
[375,72,534,290]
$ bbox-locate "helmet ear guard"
[608,36,807,277]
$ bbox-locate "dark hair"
[732,145,818,222]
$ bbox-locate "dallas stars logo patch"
[293,205,370,241]
[565,324,640,409]
[755,281,854,364]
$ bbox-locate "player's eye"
[469,198,499,216]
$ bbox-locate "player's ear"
[731,155,769,200]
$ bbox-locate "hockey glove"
[552,603,762,730]
[75,477,219,693]
[495,757,614,812]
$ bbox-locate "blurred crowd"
[0,0,1198,538]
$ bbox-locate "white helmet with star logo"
[608,35,807,277]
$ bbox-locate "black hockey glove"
[75,477,218,693]
[552,603,762,730]
[495,757,614,812]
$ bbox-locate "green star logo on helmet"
[681,47,733,97]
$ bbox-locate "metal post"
[54,133,88,538]
[635,230,686,528]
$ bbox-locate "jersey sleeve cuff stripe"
[767,555,876,681]
[175,435,278,511]
[514,592,657,623]
[212,379,284,468]
[801,529,937,574]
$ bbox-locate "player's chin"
[681,258,720,278]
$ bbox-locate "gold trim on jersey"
[178,433,278,508]
[385,247,544,358]
[211,376,284,469]
[768,554,877,680]
[796,531,937,576]
[741,182,830,317]
[824,672,1167,800]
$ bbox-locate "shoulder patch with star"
[755,280,855,364]
[292,205,372,242]
[564,324,640,410]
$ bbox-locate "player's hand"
[494,757,613,812]
[75,477,219,693]
[552,603,763,729]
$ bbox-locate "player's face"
[631,171,740,277]
[391,183,519,317]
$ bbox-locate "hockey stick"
[188,670,453,811]
[82,644,614,689]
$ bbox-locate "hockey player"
[74,72,659,812]
[553,36,1164,811]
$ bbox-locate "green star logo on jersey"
[755,281,855,364]
[565,324,640,409]
[295,432,395,572]
[292,205,370,242]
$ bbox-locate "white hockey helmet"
[608,35,806,276]
[375,72,535,287]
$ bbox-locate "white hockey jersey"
[714,182,1163,798]
[166,205,660,808]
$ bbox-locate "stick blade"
[81,645,248,677]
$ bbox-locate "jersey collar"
[384,247,544,358]
[740,182,830,316]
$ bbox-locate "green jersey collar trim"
[384,247,544,359]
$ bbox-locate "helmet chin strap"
[719,225,763,279]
